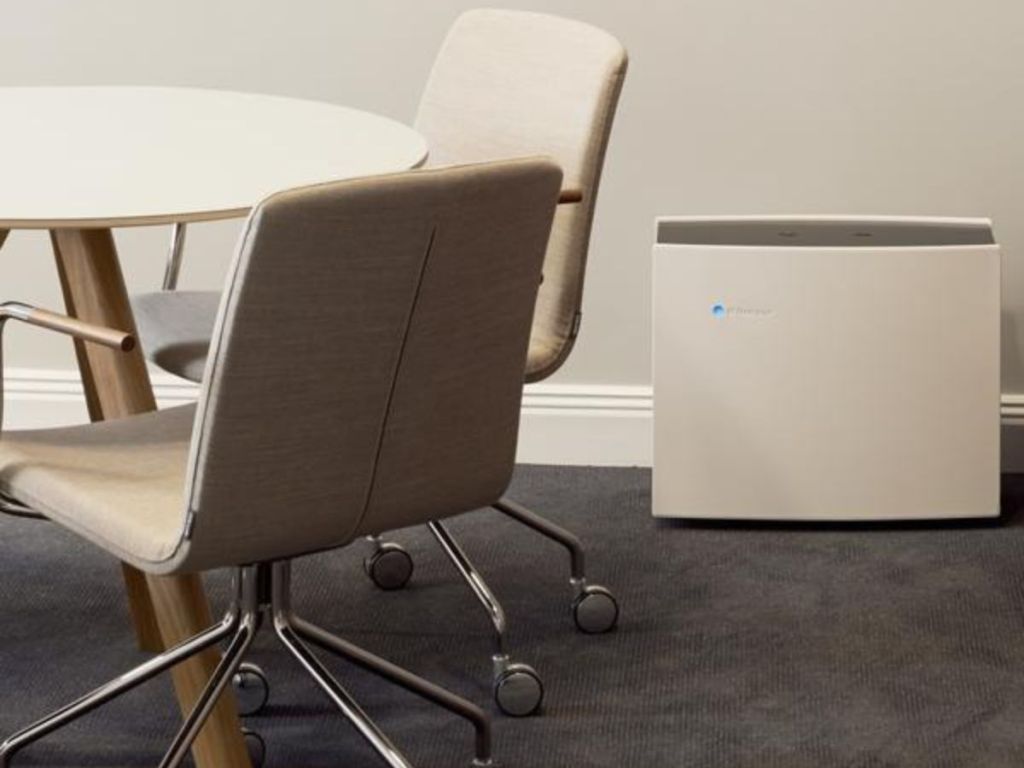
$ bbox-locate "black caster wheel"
[233,662,270,717]
[242,727,266,767]
[364,542,414,591]
[493,663,544,717]
[572,584,619,634]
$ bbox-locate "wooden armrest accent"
[559,188,584,205]
[0,302,135,351]
[28,307,136,351]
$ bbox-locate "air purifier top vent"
[656,216,994,248]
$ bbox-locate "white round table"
[0,86,427,228]
[0,86,427,768]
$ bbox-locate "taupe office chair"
[132,8,628,717]
[0,158,563,767]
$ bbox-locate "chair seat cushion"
[0,405,195,567]
[133,289,556,383]
[132,291,221,383]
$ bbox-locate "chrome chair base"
[491,497,620,635]
[0,561,493,768]
[0,581,254,768]
[427,519,545,717]
[0,498,271,721]
[366,496,619,718]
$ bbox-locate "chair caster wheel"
[493,662,544,717]
[233,662,270,716]
[242,727,266,767]
[364,542,414,591]
[572,584,619,634]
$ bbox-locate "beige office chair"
[132,8,628,717]
[0,158,563,768]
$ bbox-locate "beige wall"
[2,0,1024,391]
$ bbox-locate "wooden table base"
[48,228,251,768]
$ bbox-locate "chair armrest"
[0,303,134,452]
[0,302,135,351]
[558,188,584,205]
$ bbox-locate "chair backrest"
[415,9,627,381]
[168,159,562,572]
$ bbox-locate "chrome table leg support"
[0,605,240,767]
[161,222,188,291]
[158,565,261,768]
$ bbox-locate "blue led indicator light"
[712,304,726,318]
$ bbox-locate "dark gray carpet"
[3,466,1024,767]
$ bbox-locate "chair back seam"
[350,222,439,537]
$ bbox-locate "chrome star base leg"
[0,561,493,768]
[492,497,619,634]
[429,520,544,718]
[0,566,260,768]
[158,585,258,768]
[271,561,493,766]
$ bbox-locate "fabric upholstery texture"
[0,160,562,574]
[0,405,195,567]
[183,160,561,572]
[133,10,627,386]
[415,9,628,381]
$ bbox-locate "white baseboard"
[0,368,654,468]
[518,384,652,467]
[12,367,1024,472]
[1000,395,1024,473]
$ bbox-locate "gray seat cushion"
[133,288,558,383]
[132,290,220,383]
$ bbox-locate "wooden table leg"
[50,228,251,768]
[50,229,164,652]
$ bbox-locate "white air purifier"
[652,216,1001,521]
